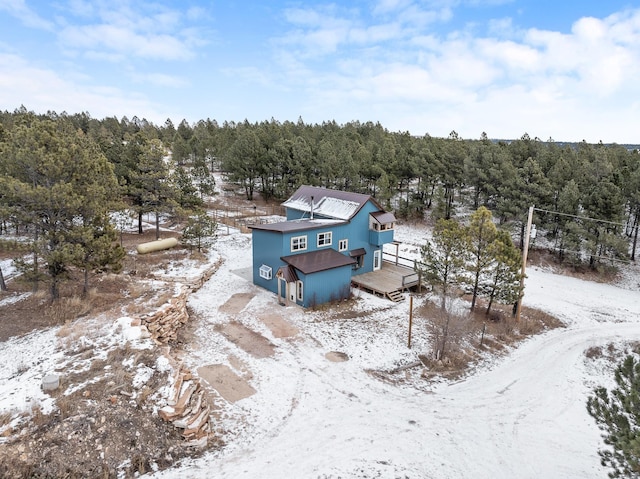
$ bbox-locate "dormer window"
[370,211,396,232]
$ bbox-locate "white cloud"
[267,3,640,142]
[130,72,189,88]
[0,0,53,29]
[59,24,196,61]
[0,52,171,122]
[55,1,207,62]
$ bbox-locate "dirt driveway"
[198,293,300,402]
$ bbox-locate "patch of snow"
[133,365,155,389]
[0,328,63,418]
[0,292,30,307]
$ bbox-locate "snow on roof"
[283,196,361,221]
[283,186,381,221]
[250,218,346,233]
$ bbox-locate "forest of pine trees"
[1,106,639,299]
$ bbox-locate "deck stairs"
[386,290,405,302]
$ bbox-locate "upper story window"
[338,239,348,252]
[317,231,332,247]
[370,214,395,231]
[376,222,394,231]
[291,235,307,252]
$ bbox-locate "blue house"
[250,186,396,307]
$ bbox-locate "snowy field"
[2,221,640,478]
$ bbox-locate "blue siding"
[281,224,349,256]
[369,229,394,246]
[346,201,388,275]
[252,229,286,295]
[298,267,352,307]
[252,197,396,307]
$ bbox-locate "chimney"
[310,195,314,219]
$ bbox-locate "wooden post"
[408,295,413,348]
[515,205,534,322]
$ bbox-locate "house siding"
[251,186,396,307]
[346,201,393,276]
[252,229,286,295]
[298,267,352,307]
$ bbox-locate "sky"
[0,0,639,143]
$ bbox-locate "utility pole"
[515,205,534,322]
[408,295,413,348]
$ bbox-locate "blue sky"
[0,0,638,143]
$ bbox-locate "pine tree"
[483,230,522,315]
[416,218,468,309]
[465,206,498,311]
[0,117,123,299]
[587,355,640,478]
[129,138,176,239]
[181,211,218,252]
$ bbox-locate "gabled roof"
[276,265,299,283]
[250,218,346,234]
[282,186,384,221]
[370,211,396,224]
[281,249,356,274]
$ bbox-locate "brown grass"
[0,411,12,428]
[412,294,565,380]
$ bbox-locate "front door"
[373,249,381,271]
[288,282,296,302]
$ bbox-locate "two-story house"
[250,186,396,307]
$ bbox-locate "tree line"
[152,113,640,269]
[1,106,638,297]
[0,108,216,298]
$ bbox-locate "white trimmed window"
[338,239,348,252]
[259,264,272,280]
[291,235,307,252]
[297,280,304,301]
[317,231,332,247]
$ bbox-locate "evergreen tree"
[0,117,123,299]
[129,138,176,239]
[587,355,640,478]
[182,211,218,252]
[465,207,498,311]
[416,218,468,309]
[483,230,522,315]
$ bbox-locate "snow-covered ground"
[2,221,640,478]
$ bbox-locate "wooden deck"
[351,261,420,301]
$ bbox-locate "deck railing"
[382,250,426,292]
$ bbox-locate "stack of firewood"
[141,289,189,344]
[158,368,210,446]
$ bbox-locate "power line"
[533,207,626,228]
[540,246,633,265]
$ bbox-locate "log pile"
[142,259,222,445]
[158,368,210,446]
[140,288,189,344]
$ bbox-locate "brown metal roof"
[276,265,299,283]
[370,211,396,224]
[349,248,366,257]
[281,249,356,274]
